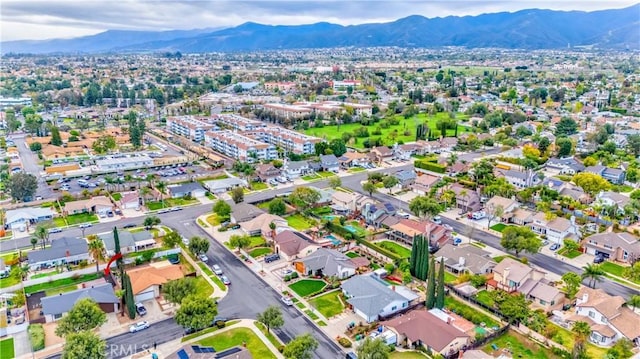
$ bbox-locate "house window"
[550,300,555,306]
[601,316,607,323]
[540,299,547,305]
[402,302,407,308]
[589,311,595,318]
[391,306,397,311]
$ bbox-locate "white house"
[5,208,55,230]
[529,212,577,244]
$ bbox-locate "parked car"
[182,237,190,246]
[433,216,442,224]
[550,243,561,251]
[264,254,280,263]
[346,352,358,359]
[48,228,62,234]
[78,223,92,229]
[198,254,209,262]
[212,265,223,275]
[593,255,605,264]
[123,223,136,229]
[135,303,147,316]
[221,275,231,285]
[468,211,486,220]
[281,296,293,306]
[129,321,150,333]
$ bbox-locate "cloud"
[2,0,637,41]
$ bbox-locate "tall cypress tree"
[409,235,418,276]
[436,258,445,309]
[419,237,430,281]
[123,273,136,319]
[426,256,436,309]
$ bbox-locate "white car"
[212,265,223,275]
[198,254,209,262]
[281,296,294,306]
[129,321,150,333]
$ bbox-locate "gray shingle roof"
[299,248,354,276]
[27,237,88,264]
[98,230,153,252]
[342,275,414,319]
[169,182,204,194]
[41,282,118,315]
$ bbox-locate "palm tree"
[104,176,115,193]
[34,225,49,249]
[145,174,156,188]
[30,237,38,249]
[155,181,167,208]
[627,295,640,311]
[571,321,592,358]
[140,187,151,206]
[581,263,605,288]
[87,234,105,273]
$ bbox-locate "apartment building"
[205,130,277,162]
[166,116,214,142]
[330,80,361,91]
[246,126,321,155]
[211,113,267,132]
[263,103,312,119]
[264,82,297,92]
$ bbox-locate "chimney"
[582,293,589,303]
[503,267,510,283]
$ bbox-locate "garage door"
[135,290,155,303]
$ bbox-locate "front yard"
[377,241,412,259]
[558,247,582,259]
[390,352,429,359]
[289,279,326,297]
[197,327,276,359]
[489,223,510,232]
[601,261,639,285]
[0,337,14,359]
[309,290,345,318]
[24,273,102,295]
[61,212,98,226]
[147,197,199,210]
[301,171,336,181]
[250,181,269,191]
[286,214,314,231]
[249,247,272,258]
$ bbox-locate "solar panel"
[216,347,241,358]
[202,347,215,353]
[192,346,202,353]
[177,349,189,359]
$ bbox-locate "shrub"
[28,324,45,351]
[415,160,446,173]
[278,345,285,353]
[338,337,352,348]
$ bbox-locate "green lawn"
[444,271,458,284]
[249,247,273,258]
[474,290,495,307]
[111,193,122,201]
[548,323,608,359]
[483,330,554,359]
[601,261,625,277]
[253,321,282,348]
[305,112,470,149]
[24,273,102,294]
[0,270,21,288]
[45,284,82,296]
[492,255,520,263]
[194,275,214,298]
[248,235,266,248]
[309,291,345,318]
[66,212,99,225]
[558,248,582,259]
[250,181,269,191]
[197,327,276,359]
[286,214,313,231]
[206,213,228,226]
[181,320,240,342]
[444,296,499,328]
[348,167,366,173]
[345,252,359,258]
[197,263,226,291]
[147,197,198,210]
[390,352,429,359]
[490,223,507,232]
[289,279,326,297]
[304,309,320,320]
[377,241,412,259]
[0,337,14,359]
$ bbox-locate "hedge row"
[326,221,359,240]
[28,324,45,351]
[415,160,446,173]
[358,239,403,262]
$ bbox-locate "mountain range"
[2,5,638,54]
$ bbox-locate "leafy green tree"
[314,142,329,156]
[627,295,640,311]
[289,187,321,211]
[606,338,634,359]
[87,234,105,273]
[581,263,605,289]
[626,134,640,156]
[537,136,551,153]
[50,126,63,146]
[231,187,244,204]
[408,195,442,221]
[561,272,582,299]
[410,237,429,280]
[283,333,318,359]
[362,181,376,197]
[256,305,284,334]
[163,277,197,304]
[268,198,287,215]
[162,230,181,248]
[229,234,251,251]
[29,142,42,152]
[91,135,116,154]
[143,216,161,228]
[622,262,640,283]
[499,293,530,324]
[328,176,342,189]
[213,200,232,218]
[436,258,445,309]
[329,138,347,157]
[30,237,38,249]
[62,331,106,359]
[55,299,107,337]
[356,337,390,359]
[6,108,20,133]
[188,236,210,255]
[501,226,541,257]
[8,172,38,202]
[175,295,217,331]
[426,256,436,309]
[555,117,578,136]
[572,172,611,196]
[556,137,573,157]
[382,175,399,194]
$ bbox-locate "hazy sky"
[2,0,638,41]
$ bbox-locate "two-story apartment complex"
[205,130,277,162]
[211,113,267,132]
[246,126,320,155]
[166,116,214,142]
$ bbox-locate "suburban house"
[485,196,519,218]
[434,244,496,275]
[331,191,363,214]
[388,219,450,248]
[239,213,288,240]
[439,137,458,152]
[40,282,119,322]
[546,157,585,175]
[446,184,482,213]
[362,202,397,227]
[496,169,541,189]
[63,196,113,216]
[596,191,631,212]
[342,274,419,322]
[127,263,186,302]
[231,203,265,224]
[504,208,535,226]
[412,174,440,195]
[446,162,470,177]
[488,258,546,293]
[517,277,565,312]
[119,191,140,210]
[99,230,156,256]
[283,160,311,179]
[585,165,626,185]
[319,154,340,173]
[370,146,394,164]
[202,178,247,194]
[394,143,421,160]
[293,248,357,279]
[338,151,370,168]
[273,230,319,261]
[167,182,206,198]
[27,237,90,271]
[383,310,470,356]
[572,287,640,346]
[255,163,281,182]
[583,232,640,263]
[393,169,417,189]
[529,213,578,244]
[4,208,55,230]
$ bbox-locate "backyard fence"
[445,283,509,324]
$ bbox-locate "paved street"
[10,134,56,199]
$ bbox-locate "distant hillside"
[2,5,638,54]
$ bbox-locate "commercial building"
[94,154,153,172]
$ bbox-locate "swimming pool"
[323,215,338,221]
[344,225,358,233]
[324,234,341,246]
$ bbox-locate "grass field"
[24,273,102,294]
[289,279,326,297]
[377,241,412,259]
[66,212,98,225]
[390,352,429,359]
[206,213,227,226]
[181,320,240,342]
[304,309,320,320]
[444,271,458,284]
[250,181,269,191]
[345,252,359,258]
[0,269,21,288]
[0,337,14,359]
[600,261,625,277]
[147,197,199,210]
[111,193,122,201]
[286,214,313,231]
[444,296,499,328]
[558,248,582,259]
[548,323,608,358]
[194,275,214,298]
[304,112,470,149]
[247,235,266,248]
[197,327,276,359]
[490,223,507,232]
[483,330,554,359]
[253,321,282,348]
[309,291,345,318]
[302,171,336,181]
[474,290,495,307]
[198,263,226,291]
[348,167,366,173]
[249,247,273,258]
